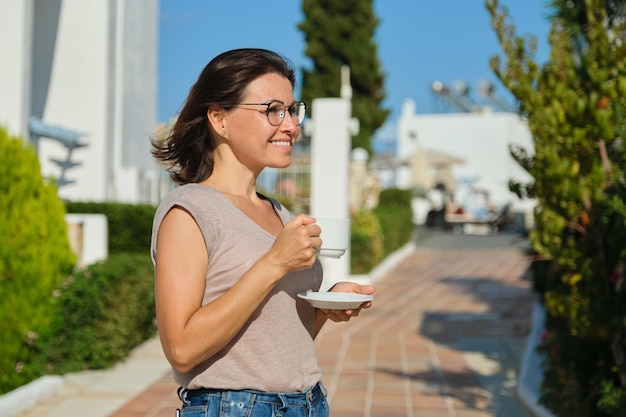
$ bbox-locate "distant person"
[426,183,447,228]
[446,195,464,215]
[150,48,375,417]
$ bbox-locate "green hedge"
[65,201,156,254]
[0,127,76,394]
[350,188,414,274]
[350,210,384,274]
[373,188,413,255]
[35,253,156,374]
[1,190,157,393]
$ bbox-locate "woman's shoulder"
[163,183,219,201]
[156,184,225,216]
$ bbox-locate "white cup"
[315,217,350,258]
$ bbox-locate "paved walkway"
[15,230,537,417]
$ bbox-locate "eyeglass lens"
[267,102,306,126]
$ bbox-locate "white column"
[307,97,359,289]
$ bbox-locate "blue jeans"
[177,381,329,417]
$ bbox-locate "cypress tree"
[298,0,390,154]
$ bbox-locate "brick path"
[109,232,535,417]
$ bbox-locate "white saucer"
[318,248,346,258]
[297,292,374,310]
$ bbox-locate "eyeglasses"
[228,100,307,126]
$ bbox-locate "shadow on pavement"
[377,366,490,410]
[410,226,536,416]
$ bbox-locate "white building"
[0,0,159,204]
[396,99,536,223]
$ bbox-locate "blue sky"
[158,1,552,146]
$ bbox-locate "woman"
[150,48,375,417]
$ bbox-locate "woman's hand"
[264,214,322,275]
[318,282,376,322]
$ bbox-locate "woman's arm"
[155,209,320,373]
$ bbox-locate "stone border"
[0,376,64,417]
[516,300,555,417]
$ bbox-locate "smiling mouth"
[271,140,292,146]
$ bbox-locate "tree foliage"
[487,0,626,414]
[298,0,390,154]
[0,126,76,393]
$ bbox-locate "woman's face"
[224,73,300,173]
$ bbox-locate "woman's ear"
[207,106,226,137]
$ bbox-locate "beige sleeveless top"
[151,184,324,393]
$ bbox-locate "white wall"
[0,0,32,136]
[0,0,158,204]
[397,99,535,214]
[65,213,108,267]
[38,1,111,201]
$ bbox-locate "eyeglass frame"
[223,100,307,126]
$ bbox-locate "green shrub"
[377,187,413,207]
[373,188,413,255]
[65,201,156,254]
[348,188,413,274]
[488,1,626,414]
[0,126,76,394]
[350,210,384,274]
[538,315,618,417]
[37,253,156,374]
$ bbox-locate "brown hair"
[152,48,297,184]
